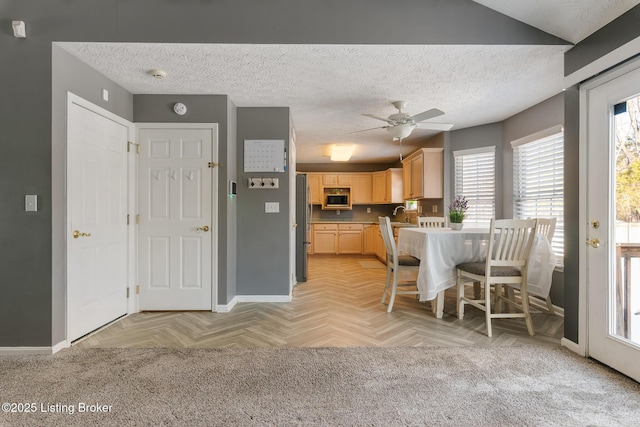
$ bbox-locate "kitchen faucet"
[392,205,405,216]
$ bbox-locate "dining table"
[397,226,557,319]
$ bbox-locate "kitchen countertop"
[312,219,418,227]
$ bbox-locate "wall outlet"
[366,207,371,213]
[336,210,340,215]
[432,205,438,213]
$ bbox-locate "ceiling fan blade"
[416,122,454,131]
[409,108,445,123]
[362,113,394,124]
[350,125,387,134]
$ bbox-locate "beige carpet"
[1,346,639,426]
[358,260,386,269]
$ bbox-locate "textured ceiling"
[473,0,640,43]
[57,1,638,164]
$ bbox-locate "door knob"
[585,238,600,248]
[73,230,92,239]
[196,225,209,232]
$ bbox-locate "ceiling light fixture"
[331,144,355,162]
[386,123,416,140]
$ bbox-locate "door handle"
[196,225,210,232]
[73,230,92,239]
[585,238,600,248]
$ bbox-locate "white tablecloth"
[397,227,557,302]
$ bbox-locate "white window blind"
[513,130,564,259]
[453,147,495,228]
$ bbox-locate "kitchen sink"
[390,222,418,228]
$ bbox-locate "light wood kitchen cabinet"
[307,173,323,205]
[402,148,443,200]
[337,223,363,254]
[372,172,386,203]
[313,223,338,254]
[373,168,403,204]
[322,174,351,187]
[351,174,373,204]
[363,224,377,254]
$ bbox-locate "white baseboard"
[561,338,586,356]
[0,346,57,355]
[52,340,70,354]
[215,294,292,312]
[235,295,292,303]
[215,296,238,313]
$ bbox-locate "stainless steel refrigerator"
[296,174,312,282]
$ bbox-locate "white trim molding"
[0,342,68,355]
[564,35,640,88]
[215,294,292,313]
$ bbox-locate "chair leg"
[545,295,555,315]
[456,270,465,319]
[381,265,392,304]
[521,284,535,336]
[387,270,398,313]
[485,283,493,338]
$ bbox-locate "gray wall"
[236,108,292,296]
[0,0,637,347]
[133,94,236,306]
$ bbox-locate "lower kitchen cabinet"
[363,224,377,254]
[312,223,338,254]
[337,223,363,254]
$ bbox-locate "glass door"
[586,63,640,382]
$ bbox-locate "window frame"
[511,125,564,265]
[452,146,496,228]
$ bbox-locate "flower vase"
[450,222,463,231]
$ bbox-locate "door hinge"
[136,285,140,295]
[128,141,140,154]
[126,287,130,298]
[136,214,141,225]
[208,162,222,168]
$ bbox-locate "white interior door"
[138,126,216,310]
[67,101,129,341]
[586,62,640,382]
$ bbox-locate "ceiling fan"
[353,100,454,140]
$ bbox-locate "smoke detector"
[148,69,167,79]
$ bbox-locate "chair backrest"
[535,217,557,243]
[418,216,447,228]
[378,216,397,261]
[487,218,538,269]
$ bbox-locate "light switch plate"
[25,194,37,212]
[265,202,279,213]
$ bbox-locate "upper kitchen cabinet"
[322,174,351,187]
[402,148,443,200]
[372,168,403,204]
[307,173,323,205]
[351,173,373,204]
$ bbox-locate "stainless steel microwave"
[325,193,349,207]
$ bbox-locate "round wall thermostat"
[173,102,187,115]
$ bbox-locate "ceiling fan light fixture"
[331,144,355,161]
[387,123,415,139]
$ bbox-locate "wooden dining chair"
[505,217,557,315]
[456,218,538,337]
[417,216,447,228]
[378,216,420,312]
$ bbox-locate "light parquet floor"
[75,255,564,349]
